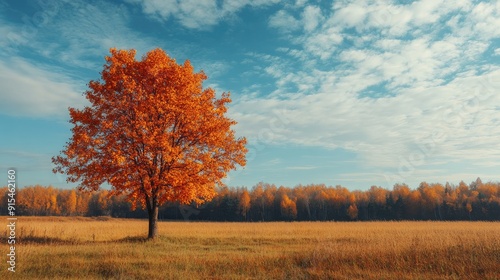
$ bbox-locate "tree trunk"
[148,205,158,239]
[146,196,159,239]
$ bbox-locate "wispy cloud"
[230,0,500,179]
[0,149,72,186]
[0,149,50,171]
[0,0,161,118]
[0,57,87,118]
[38,1,158,69]
[268,10,300,32]
[128,0,281,30]
[264,158,282,166]
[286,166,317,170]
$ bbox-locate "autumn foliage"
[52,48,247,238]
[4,178,499,221]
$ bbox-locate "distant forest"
[2,178,499,221]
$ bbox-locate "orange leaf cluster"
[53,48,247,210]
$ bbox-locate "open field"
[1,217,499,279]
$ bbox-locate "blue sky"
[1,0,500,191]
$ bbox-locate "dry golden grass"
[1,217,499,279]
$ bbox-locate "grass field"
[1,217,499,279]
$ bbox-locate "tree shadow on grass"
[1,235,152,245]
[17,236,80,245]
[115,236,150,243]
[23,235,153,244]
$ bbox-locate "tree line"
[1,178,499,221]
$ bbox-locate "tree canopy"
[52,48,247,238]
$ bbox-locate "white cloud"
[269,10,300,32]
[233,0,500,176]
[0,0,163,118]
[129,0,280,29]
[301,26,343,59]
[178,0,220,28]
[294,0,307,7]
[232,67,500,171]
[265,0,498,92]
[51,1,158,69]
[286,166,317,170]
[302,5,322,32]
[410,0,445,25]
[469,2,500,32]
[0,58,87,118]
[0,23,26,49]
[1,0,163,71]
[332,2,369,30]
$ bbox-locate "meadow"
[1,217,499,279]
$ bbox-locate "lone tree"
[53,48,247,239]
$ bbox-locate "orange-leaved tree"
[52,48,247,239]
